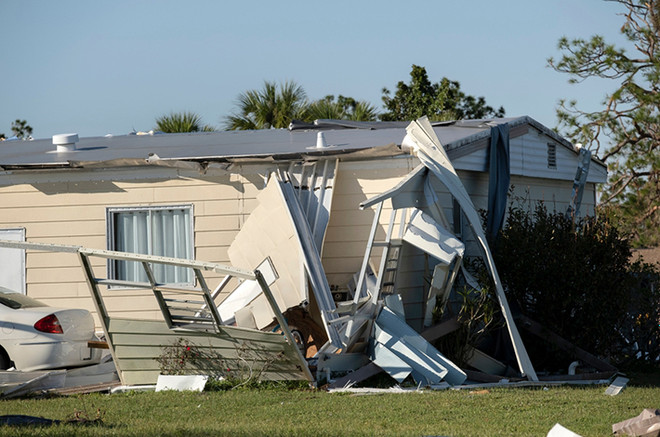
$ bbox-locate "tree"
[548,0,660,247]
[155,112,214,133]
[10,119,33,139]
[224,81,308,130]
[380,65,505,121]
[307,95,378,121]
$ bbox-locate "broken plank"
[421,316,460,342]
[463,369,521,384]
[88,340,109,349]
[517,314,617,372]
[537,372,617,382]
[327,362,383,389]
[605,376,629,396]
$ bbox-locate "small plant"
[155,337,202,375]
[432,270,502,368]
[66,407,104,425]
[156,337,286,389]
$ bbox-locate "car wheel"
[0,347,10,370]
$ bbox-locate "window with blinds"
[107,205,194,284]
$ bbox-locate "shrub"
[493,201,659,367]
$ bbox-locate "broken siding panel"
[107,318,307,385]
[226,179,307,326]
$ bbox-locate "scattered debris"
[468,389,490,395]
[605,376,630,396]
[613,409,660,437]
[0,370,66,398]
[156,375,208,392]
[0,354,120,398]
[547,423,582,437]
[327,385,427,395]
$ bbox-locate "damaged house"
[0,116,607,386]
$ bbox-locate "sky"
[1,1,631,140]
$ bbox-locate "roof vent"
[52,133,79,152]
[316,132,327,149]
[547,143,557,169]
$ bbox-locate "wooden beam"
[517,314,618,372]
[421,316,460,342]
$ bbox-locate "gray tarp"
[486,123,510,242]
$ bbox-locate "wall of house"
[452,127,607,185]
[0,166,269,322]
[322,155,597,290]
[0,148,598,328]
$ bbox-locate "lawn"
[0,378,659,436]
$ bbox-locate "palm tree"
[307,95,347,120]
[11,119,33,139]
[307,95,378,122]
[155,112,215,133]
[348,100,378,121]
[224,81,308,130]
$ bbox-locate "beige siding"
[323,158,417,289]
[0,151,597,327]
[322,158,596,290]
[0,167,267,322]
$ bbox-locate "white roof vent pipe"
[316,131,327,149]
[52,133,79,152]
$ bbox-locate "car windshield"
[0,288,48,309]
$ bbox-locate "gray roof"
[0,116,587,170]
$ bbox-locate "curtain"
[113,207,192,284]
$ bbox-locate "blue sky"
[1,1,629,139]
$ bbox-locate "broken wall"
[0,153,595,329]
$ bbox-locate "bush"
[493,202,660,367]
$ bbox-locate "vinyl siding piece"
[106,318,308,385]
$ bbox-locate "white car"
[0,287,102,371]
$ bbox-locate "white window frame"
[0,228,26,294]
[106,204,195,285]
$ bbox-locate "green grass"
[0,381,659,436]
